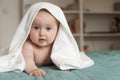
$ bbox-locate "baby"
[22,9,59,76]
[0,2,93,76]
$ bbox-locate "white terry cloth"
[0,2,94,72]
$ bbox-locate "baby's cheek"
[48,36,56,44]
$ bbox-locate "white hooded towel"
[0,2,94,72]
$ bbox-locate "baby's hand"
[29,68,46,77]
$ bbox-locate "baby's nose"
[39,29,45,36]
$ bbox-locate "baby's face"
[29,9,59,47]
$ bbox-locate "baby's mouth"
[39,39,46,43]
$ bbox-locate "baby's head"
[29,9,59,47]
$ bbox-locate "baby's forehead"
[38,9,52,16]
[34,9,60,25]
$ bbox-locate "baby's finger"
[34,70,44,76]
[39,69,46,76]
[29,72,34,76]
[34,71,40,76]
[37,71,43,76]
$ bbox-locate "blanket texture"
[0,50,119,80]
[0,2,94,72]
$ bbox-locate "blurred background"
[0,0,120,51]
[0,0,22,49]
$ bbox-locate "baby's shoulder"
[22,41,33,51]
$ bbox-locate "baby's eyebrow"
[31,24,38,28]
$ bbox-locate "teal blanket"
[0,50,120,80]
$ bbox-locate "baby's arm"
[22,41,46,76]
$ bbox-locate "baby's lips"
[39,39,46,42]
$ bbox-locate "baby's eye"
[34,26,39,30]
[46,27,51,31]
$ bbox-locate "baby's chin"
[37,43,53,48]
